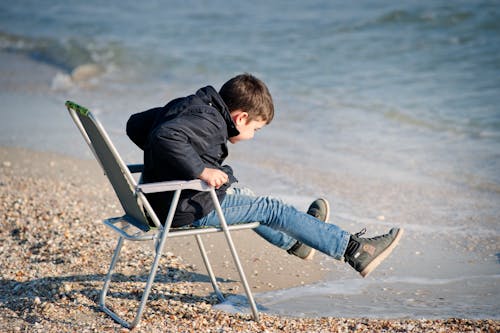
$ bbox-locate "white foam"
[211,273,500,319]
[51,72,74,91]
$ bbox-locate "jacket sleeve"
[150,109,223,180]
[126,107,164,150]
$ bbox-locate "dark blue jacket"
[126,86,239,227]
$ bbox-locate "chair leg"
[194,234,225,302]
[99,236,133,327]
[100,236,124,307]
[99,235,165,329]
[209,190,260,321]
[99,191,182,328]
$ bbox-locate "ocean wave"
[0,31,88,70]
[0,30,123,82]
[375,8,473,27]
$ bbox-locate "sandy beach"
[1,1,499,331]
[0,145,498,332]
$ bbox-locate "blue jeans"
[192,187,350,260]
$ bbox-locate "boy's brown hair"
[219,73,274,124]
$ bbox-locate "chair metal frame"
[65,101,260,328]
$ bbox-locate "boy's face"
[229,111,266,144]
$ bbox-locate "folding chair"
[65,101,260,329]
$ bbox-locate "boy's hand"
[199,168,229,189]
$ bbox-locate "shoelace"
[354,228,367,238]
[357,228,396,242]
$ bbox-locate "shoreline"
[0,145,498,332]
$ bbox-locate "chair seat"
[104,215,260,240]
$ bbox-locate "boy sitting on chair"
[126,73,403,277]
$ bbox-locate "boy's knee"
[258,196,290,219]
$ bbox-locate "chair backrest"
[66,101,150,231]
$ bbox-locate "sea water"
[1,0,499,319]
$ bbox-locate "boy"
[126,73,402,277]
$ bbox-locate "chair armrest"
[127,164,144,173]
[137,179,212,194]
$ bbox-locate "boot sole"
[303,198,330,260]
[360,228,404,277]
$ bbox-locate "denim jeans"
[192,187,350,260]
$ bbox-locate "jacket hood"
[195,86,240,138]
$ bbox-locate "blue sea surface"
[1,0,499,319]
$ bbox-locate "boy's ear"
[231,110,249,125]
